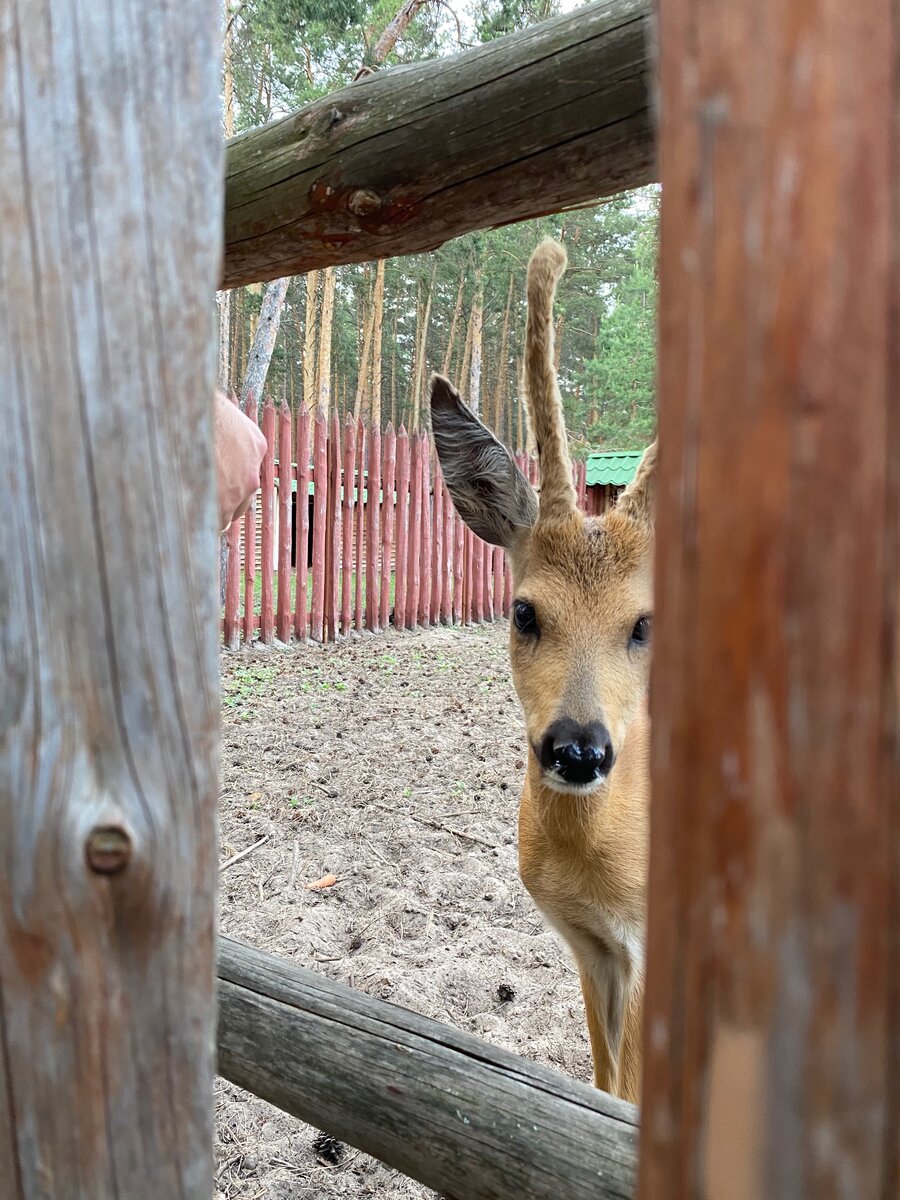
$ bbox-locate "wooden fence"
[223,400,590,647]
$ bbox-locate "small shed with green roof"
[584,449,645,514]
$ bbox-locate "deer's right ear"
[429,374,537,550]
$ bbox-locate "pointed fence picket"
[221,404,596,646]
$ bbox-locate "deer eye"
[513,600,539,637]
[630,615,652,646]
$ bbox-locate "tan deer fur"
[429,238,655,1103]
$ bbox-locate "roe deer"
[429,238,655,1103]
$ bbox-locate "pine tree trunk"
[468,266,483,417]
[353,273,376,420]
[369,0,429,64]
[217,291,231,390]
[516,355,525,452]
[442,265,467,375]
[459,306,475,406]
[317,266,336,417]
[240,276,290,419]
[492,274,514,435]
[391,315,398,426]
[371,259,385,426]
[411,264,436,430]
[303,269,319,432]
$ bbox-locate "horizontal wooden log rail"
[217,936,638,1199]
[223,0,654,288]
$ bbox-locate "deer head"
[430,238,656,800]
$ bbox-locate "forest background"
[219,0,658,457]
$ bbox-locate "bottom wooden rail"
[218,936,638,1199]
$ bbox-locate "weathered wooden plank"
[310,408,327,642]
[431,460,444,620]
[366,423,382,631]
[324,411,341,641]
[276,406,293,642]
[224,401,243,648]
[641,0,900,1196]
[242,394,259,644]
[354,419,366,631]
[492,545,504,621]
[380,424,397,628]
[222,0,653,288]
[452,504,465,624]
[0,0,221,1193]
[407,434,423,629]
[441,477,454,624]
[341,414,357,636]
[294,406,311,641]
[419,448,432,625]
[259,403,276,644]
[394,427,411,628]
[217,937,638,1200]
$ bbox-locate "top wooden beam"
[222,0,653,288]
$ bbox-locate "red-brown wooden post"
[471,530,484,623]
[354,420,366,631]
[0,1,221,1189]
[224,394,242,648]
[419,448,432,626]
[310,407,327,642]
[276,405,293,642]
[452,505,465,625]
[294,406,311,641]
[407,434,423,629]
[481,541,492,621]
[366,422,382,631]
[242,391,258,644]
[380,424,397,628]
[324,412,341,641]
[341,414,357,636]
[641,1,899,1197]
[492,545,504,621]
[394,427,411,630]
[576,459,586,511]
[431,459,444,622]
[463,527,474,625]
[441,478,453,625]
[259,402,276,644]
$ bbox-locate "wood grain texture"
[294,406,311,641]
[394,428,411,629]
[276,406,293,643]
[380,425,397,628]
[0,0,221,1195]
[366,424,382,631]
[222,0,654,288]
[259,403,276,644]
[641,0,900,1196]
[217,937,638,1200]
[341,415,357,635]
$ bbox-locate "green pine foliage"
[223,0,658,455]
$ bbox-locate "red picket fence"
[223,402,590,647]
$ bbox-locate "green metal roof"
[585,451,644,488]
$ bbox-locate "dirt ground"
[216,621,592,1200]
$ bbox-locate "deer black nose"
[539,719,614,786]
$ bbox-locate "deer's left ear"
[429,374,537,550]
[617,440,656,528]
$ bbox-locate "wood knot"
[85,825,132,875]
[348,188,383,217]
